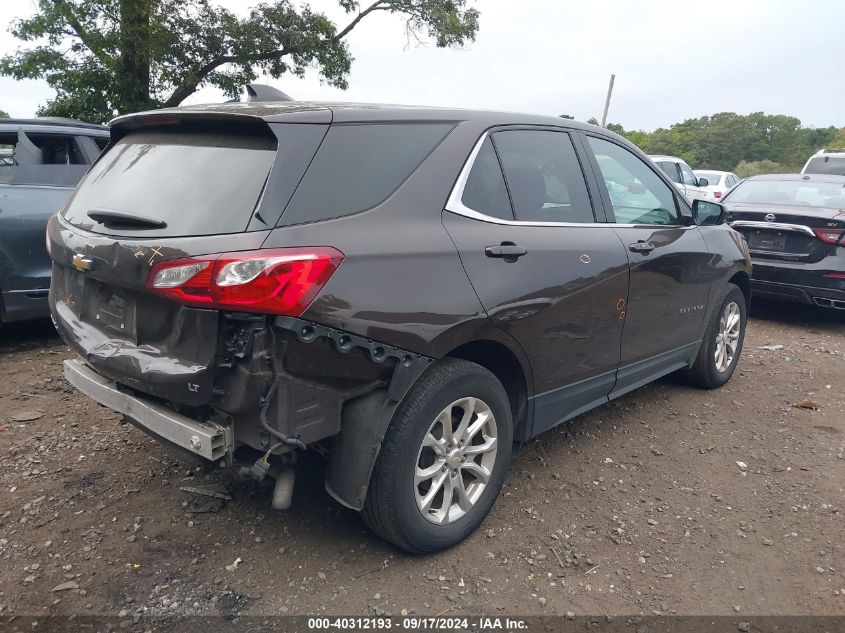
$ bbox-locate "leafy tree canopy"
[0,109,9,118]
[603,112,842,173]
[0,0,479,123]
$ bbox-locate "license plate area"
[748,230,787,252]
[95,284,137,339]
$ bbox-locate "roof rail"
[245,84,293,103]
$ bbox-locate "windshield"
[804,156,845,176]
[62,130,276,237]
[727,180,845,208]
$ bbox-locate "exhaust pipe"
[271,467,296,510]
[813,297,845,310]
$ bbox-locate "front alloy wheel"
[714,301,741,373]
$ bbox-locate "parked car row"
[2,95,842,553]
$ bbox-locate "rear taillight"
[147,247,343,316]
[714,191,722,198]
[813,228,845,245]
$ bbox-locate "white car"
[648,155,709,202]
[801,149,845,176]
[693,170,741,201]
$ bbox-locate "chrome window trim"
[445,131,683,229]
[729,220,815,237]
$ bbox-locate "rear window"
[62,130,276,236]
[727,180,845,208]
[697,172,722,185]
[280,122,454,225]
[804,156,845,176]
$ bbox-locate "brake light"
[147,247,343,316]
[714,191,722,198]
[813,228,845,244]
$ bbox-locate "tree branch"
[49,0,112,65]
[335,1,390,40]
[162,48,294,108]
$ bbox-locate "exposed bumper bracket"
[63,358,232,461]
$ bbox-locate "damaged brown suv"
[49,94,751,553]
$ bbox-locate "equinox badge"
[72,253,93,272]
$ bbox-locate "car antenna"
[245,83,294,102]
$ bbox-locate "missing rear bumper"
[63,358,232,461]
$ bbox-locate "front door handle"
[629,241,655,254]
[485,242,527,263]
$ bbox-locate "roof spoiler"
[245,84,293,103]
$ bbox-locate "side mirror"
[692,199,725,225]
[697,177,709,187]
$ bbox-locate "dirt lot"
[0,300,843,622]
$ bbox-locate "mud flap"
[325,389,399,510]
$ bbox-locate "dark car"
[48,100,751,552]
[723,174,845,310]
[0,118,109,326]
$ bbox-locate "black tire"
[685,283,747,389]
[362,358,513,553]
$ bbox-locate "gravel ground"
[0,299,842,622]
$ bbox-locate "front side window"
[679,162,698,186]
[491,130,594,223]
[588,137,680,225]
[461,137,513,220]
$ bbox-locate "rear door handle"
[485,243,527,262]
[629,241,655,254]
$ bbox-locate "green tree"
[0,109,9,118]
[0,0,479,123]
[735,159,788,178]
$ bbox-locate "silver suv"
[802,149,845,176]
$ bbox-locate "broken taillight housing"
[147,247,344,316]
[813,228,845,245]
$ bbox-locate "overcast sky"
[1,0,843,130]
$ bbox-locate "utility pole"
[600,73,615,127]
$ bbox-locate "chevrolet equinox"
[48,97,752,553]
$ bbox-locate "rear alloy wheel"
[414,397,499,525]
[362,359,512,553]
[685,283,747,388]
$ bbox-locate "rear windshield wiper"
[87,209,167,229]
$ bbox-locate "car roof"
[809,148,845,158]
[695,169,732,175]
[0,117,108,133]
[111,100,615,133]
[745,173,845,184]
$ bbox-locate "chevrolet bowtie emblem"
[72,253,93,272]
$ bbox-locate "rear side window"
[281,123,454,225]
[492,130,594,223]
[804,156,845,176]
[461,137,513,220]
[62,130,276,237]
[0,130,90,186]
[656,161,680,183]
